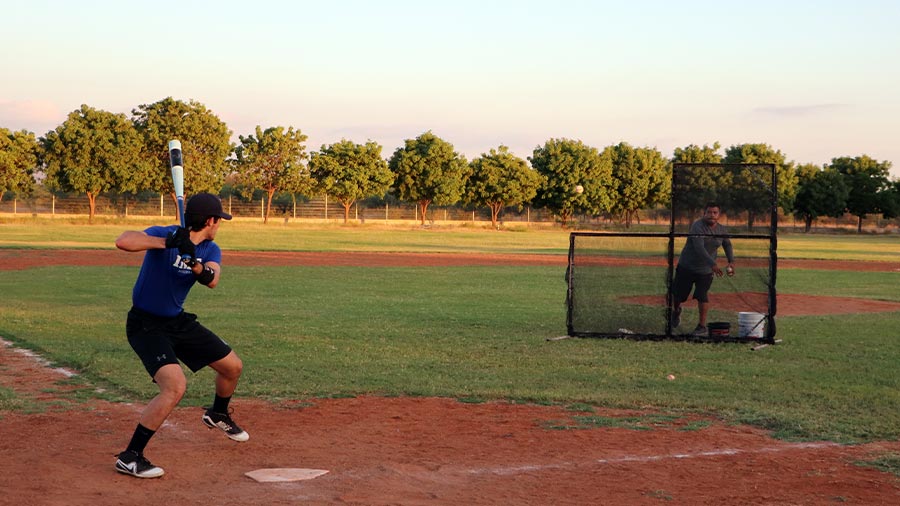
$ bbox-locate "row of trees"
[1,97,898,230]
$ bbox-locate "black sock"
[126,423,155,454]
[212,394,231,413]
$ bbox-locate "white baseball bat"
[167,140,186,229]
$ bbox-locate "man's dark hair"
[704,202,721,211]
[185,214,220,231]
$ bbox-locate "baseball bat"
[167,140,193,265]
[167,140,186,229]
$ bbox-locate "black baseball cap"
[185,192,232,220]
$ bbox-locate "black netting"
[566,164,777,343]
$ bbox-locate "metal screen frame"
[566,163,778,344]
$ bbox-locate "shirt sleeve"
[722,236,734,264]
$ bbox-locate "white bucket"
[738,312,766,338]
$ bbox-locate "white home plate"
[245,468,329,483]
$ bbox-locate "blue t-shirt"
[131,225,223,318]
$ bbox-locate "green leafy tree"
[530,138,614,224]
[0,128,39,201]
[672,142,723,164]
[828,155,893,232]
[723,143,796,230]
[388,131,469,225]
[310,139,394,224]
[41,105,147,222]
[605,142,670,227]
[465,145,542,229]
[234,125,310,224]
[881,179,900,220]
[671,143,726,219]
[132,97,233,218]
[792,164,849,232]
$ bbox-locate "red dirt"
[1,248,898,271]
[2,249,900,505]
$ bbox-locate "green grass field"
[1,221,899,444]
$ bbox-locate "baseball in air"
[575,185,584,194]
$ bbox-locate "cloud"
[752,103,848,118]
[0,100,63,133]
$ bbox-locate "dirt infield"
[1,248,899,271]
[2,250,900,505]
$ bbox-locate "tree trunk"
[87,192,96,223]
[342,200,353,224]
[419,200,431,225]
[804,215,812,233]
[490,203,502,229]
[857,215,863,233]
[264,189,275,224]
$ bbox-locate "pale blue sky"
[2,0,898,176]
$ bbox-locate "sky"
[2,0,899,177]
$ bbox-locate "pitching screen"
[566,163,777,343]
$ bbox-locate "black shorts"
[126,306,232,379]
[672,266,715,304]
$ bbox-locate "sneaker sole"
[202,415,250,442]
[115,461,165,479]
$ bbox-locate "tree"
[309,139,394,224]
[234,125,309,224]
[388,131,469,225]
[0,128,39,202]
[465,146,542,229]
[672,142,723,164]
[41,105,147,222]
[722,143,796,230]
[881,179,900,220]
[828,155,893,232]
[792,164,849,232]
[671,143,726,219]
[530,138,614,224]
[605,142,670,227]
[132,97,233,219]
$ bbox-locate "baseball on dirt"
[666,374,676,381]
[575,184,584,194]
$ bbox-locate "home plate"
[245,468,329,483]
